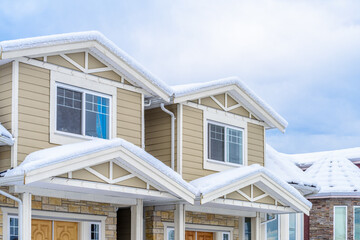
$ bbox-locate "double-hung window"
[91,223,100,240]
[56,83,110,139]
[208,122,244,165]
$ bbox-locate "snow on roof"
[190,164,311,208]
[171,77,288,129]
[305,155,360,196]
[4,138,198,195]
[289,147,360,167]
[0,31,173,96]
[0,123,14,146]
[265,144,318,188]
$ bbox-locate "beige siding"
[0,63,12,171]
[18,63,57,164]
[182,105,215,181]
[145,105,177,169]
[248,123,264,166]
[117,88,142,147]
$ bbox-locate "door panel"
[185,231,196,240]
[31,219,52,240]
[54,221,78,240]
[197,232,213,240]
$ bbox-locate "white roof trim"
[172,77,288,132]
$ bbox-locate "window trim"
[50,70,117,145]
[334,205,347,240]
[203,110,248,171]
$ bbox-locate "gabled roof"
[171,77,288,132]
[0,31,173,100]
[3,138,197,203]
[0,123,14,146]
[305,155,360,198]
[190,164,312,214]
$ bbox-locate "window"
[355,207,360,240]
[56,83,110,139]
[334,206,347,240]
[208,122,244,165]
[266,215,279,240]
[289,214,296,240]
[91,223,100,240]
[167,228,174,240]
[9,217,18,240]
[244,217,251,240]
[222,232,230,240]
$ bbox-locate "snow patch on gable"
[0,123,14,146]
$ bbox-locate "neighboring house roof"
[0,31,173,100]
[171,77,288,132]
[190,164,312,214]
[305,156,360,198]
[0,123,14,146]
[265,144,319,195]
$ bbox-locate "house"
[268,145,360,240]
[0,31,314,240]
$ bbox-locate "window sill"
[204,159,245,172]
[50,130,102,145]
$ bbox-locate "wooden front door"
[197,232,213,240]
[32,219,52,240]
[31,219,78,240]
[54,221,78,240]
[185,231,213,240]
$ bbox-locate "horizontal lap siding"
[145,105,177,169]
[117,88,142,147]
[247,123,264,166]
[182,105,214,181]
[18,63,57,164]
[0,63,12,171]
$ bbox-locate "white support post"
[131,199,143,240]
[21,192,32,240]
[174,204,185,240]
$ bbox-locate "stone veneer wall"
[145,206,240,240]
[309,198,360,240]
[0,187,120,240]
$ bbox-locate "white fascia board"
[115,148,196,204]
[11,185,137,205]
[0,175,23,186]
[184,205,257,217]
[173,85,286,132]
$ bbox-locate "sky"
[1,0,360,154]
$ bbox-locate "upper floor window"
[56,83,110,139]
[208,122,244,165]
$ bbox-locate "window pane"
[91,224,100,240]
[334,207,347,240]
[226,128,243,164]
[85,93,109,139]
[168,229,174,240]
[267,216,279,240]
[208,123,225,161]
[222,233,229,240]
[57,87,82,134]
[355,208,360,240]
[9,217,18,240]
[289,214,296,240]
[245,217,251,240]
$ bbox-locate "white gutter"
[160,103,176,170]
[0,189,22,240]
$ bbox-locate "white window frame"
[50,70,117,145]
[203,110,248,172]
[288,213,297,240]
[334,206,347,240]
[89,222,101,240]
[265,215,280,240]
[166,227,174,240]
[243,217,252,240]
[354,206,360,240]
[222,231,230,240]
[8,215,19,240]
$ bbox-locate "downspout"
[160,103,176,170]
[0,189,22,240]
